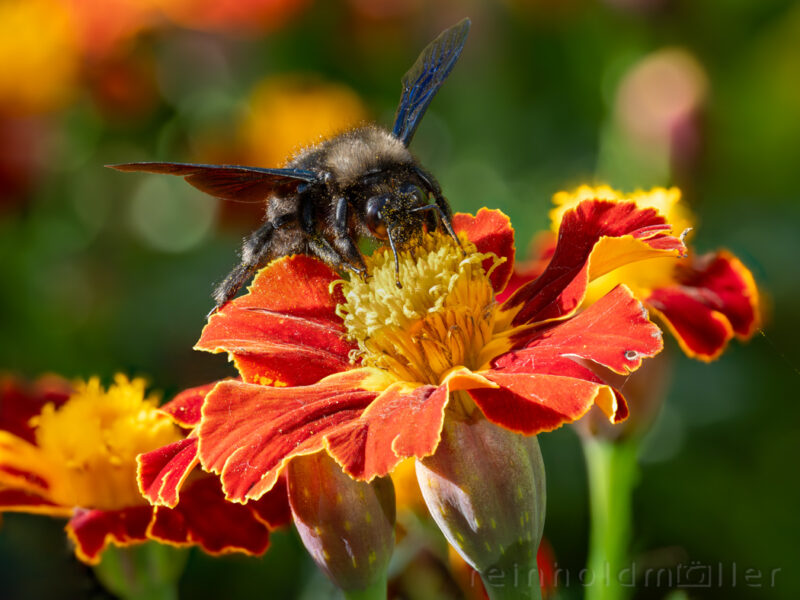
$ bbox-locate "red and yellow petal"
[137,437,199,507]
[196,255,356,386]
[496,232,556,304]
[469,372,620,435]
[0,375,71,444]
[486,285,663,426]
[508,285,664,376]
[66,506,152,565]
[708,251,760,338]
[0,487,72,517]
[324,383,446,480]
[196,367,497,502]
[646,251,759,361]
[66,475,291,563]
[248,476,291,529]
[452,208,516,293]
[0,432,56,498]
[197,369,390,502]
[503,200,686,326]
[160,382,220,428]
[325,369,496,481]
[148,476,278,557]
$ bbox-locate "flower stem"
[342,573,388,600]
[481,562,543,600]
[93,543,188,600]
[583,436,639,600]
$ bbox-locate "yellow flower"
[0,375,180,512]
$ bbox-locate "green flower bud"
[287,451,395,594]
[416,414,546,587]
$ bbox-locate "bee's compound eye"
[365,196,388,238]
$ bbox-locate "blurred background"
[0,0,797,598]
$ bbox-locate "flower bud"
[287,451,395,594]
[416,413,546,580]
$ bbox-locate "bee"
[110,19,470,311]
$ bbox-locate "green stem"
[583,436,640,600]
[342,573,388,600]
[93,543,188,600]
[481,561,543,600]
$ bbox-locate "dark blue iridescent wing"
[108,162,318,202]
[392,18,470,146]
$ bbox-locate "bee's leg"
[385,226,402,288]
[436,194,467,256]
[424,209,438,233]
[307,236,361,276]
[410,201,464,255]
[211,223,273,311]
[299,196,363,277]
[332,197,367,278]
[210,214,293,313]
[413,166,463,254]
[431,195,463,254]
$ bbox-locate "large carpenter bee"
[110,19,470,311]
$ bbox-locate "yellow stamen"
[337,233,508,386]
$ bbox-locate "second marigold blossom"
[139,199,686,506]
[505,186,760,362]
[0,375,289,564]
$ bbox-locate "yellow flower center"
[32,375,181,511]
[337,233,508,385]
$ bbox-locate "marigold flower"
[0,375,288,564]
[139,200,685,508]
[504,186,760,362]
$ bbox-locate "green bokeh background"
[1,1,798,598]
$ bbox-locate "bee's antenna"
[386,226,402,288]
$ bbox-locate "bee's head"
[364,181,432,245]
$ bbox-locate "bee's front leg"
[211,213,294,313]
[431,193,463,255]
[413,166,463,254]
[301,196,365,278]
[332,196,367,278]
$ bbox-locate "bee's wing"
[392,18,470,146]
[107,162,318,202]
